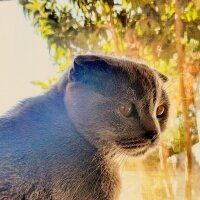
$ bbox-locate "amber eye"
[156,105,165,118]
[119,104,132,117]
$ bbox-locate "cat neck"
[0,77,121,200]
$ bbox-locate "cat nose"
[144,131,158,141]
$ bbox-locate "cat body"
[0,55,169,200]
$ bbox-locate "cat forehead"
[75,54,151,72]
[104,57,161,94]
[73,55,164,98]
[76,54,160,81]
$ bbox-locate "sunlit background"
[0,0,56,114]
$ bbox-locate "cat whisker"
[116,139,145,145]
[116,137,146,146]
[132,147,149,156]
[120,143,148,149]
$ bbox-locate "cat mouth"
[119,143,150,157]
[116,137,159,156]
[116,137,148,147]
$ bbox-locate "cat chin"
[114,140,159,160]
[125,146,150,157]
[110,141,160,166]
[110,146,150,165]
[129,142,159,158]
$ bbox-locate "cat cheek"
[159,119,168,132]
[65,83,110,140]
[65,83,93,129]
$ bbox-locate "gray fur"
[0,55,169,200]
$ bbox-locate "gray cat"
[0,55,169,200]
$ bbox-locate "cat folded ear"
[154,70,168,83]
[158,72,168,83]
[69,55,110,82]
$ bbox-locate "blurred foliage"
[19,0,200,154]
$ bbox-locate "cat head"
[65,55,170,157]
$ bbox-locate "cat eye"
[119,103,132,117]
[156,105,165,118]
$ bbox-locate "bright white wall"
[0,1,57,114]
